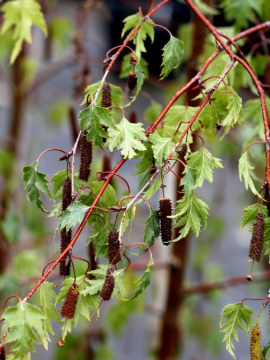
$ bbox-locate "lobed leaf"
[220,302,253,359]
[160,35,184,79]
[238,152,259,196]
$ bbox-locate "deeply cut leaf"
[142,206,160,251]
[220,302,253,359]
[160,35,184,79]
[107,117,146,159]
[238,151,259,196]
[23,161,52,212]
[172,192,209,240]
[1,0,47,63]
[58,201,90,231]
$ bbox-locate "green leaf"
[238,152,259,196]
[221,87,243,135]
[145,101,162,124]
[107,117,146,159]
[143,176,162,200]
[172,192,209,240]
[78,103,113,147]
[126,253,153,300]
[149,131,175,166]
[39,281,61,347]
[220,0,261,31]
[160,35,184,79]
[240,204,260,229]
[181,166,197,198]
[186,148,223,188]
[1,302,47,357]
[193,0,219,14]
[142,206,160,250]
[1,0,47,64]
[122,12,154,57]
[23,161,51,212]
[263,339,270,360]
[82,265,124,299]
[220,302,253,359]
[58,201,89,231]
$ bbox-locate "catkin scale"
[62,177,72,212]
[79,132,93,182]
[127,71,137,90]
[249,212,264,262]
[250,325,262,360]
[0,344,5,360]
[159,198,172,246]
[108,230,121,265]
[100,268,115,301]
[61,284,79,319]
[101,83,111,108]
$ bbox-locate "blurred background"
[0,0,270,359]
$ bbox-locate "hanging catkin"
[100,268,115,301]
[108,229,121,265]
[249,211,264,262]
[79,131,93,182]
[101,83,111,108]
[159,198,172,246]
[62,176,72,212]
[61,284,79,319]
[250,325,262,360]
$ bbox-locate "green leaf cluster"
[1,0,47,63]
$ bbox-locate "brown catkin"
[62,176,72,212]
[59,229,72,276]
[100,268,115,301]
[249,211,264,262]
[108,230,121,265]
[177,143,188,158]
[0,344,5,360]
[264,182,270,216]
[61,284,79,319]
[127,71,137,90]
[130,53,137,65]
[79,131,93,182]
[250,325,262,360]
[159,198,172,246]
[101,83,111,108]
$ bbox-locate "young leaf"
[187,148,223,188]
[221,87,243,135]
[220,302,253,359]
[58,201,89,231]
[78,103,113,147]
[160,35,184,79]
[172,192,209,240]
[238,152,259,196]
[220,0,261,31]
[142,206,160,250]
[39,281,61,346]
[240,204,260,229]
[121,12,154,57]
[149,132,175,166]
[1,0,47,64]
[181,167,197,198]
[1,302,47,357]
[23,161,52,212]
[107,117,146,159]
